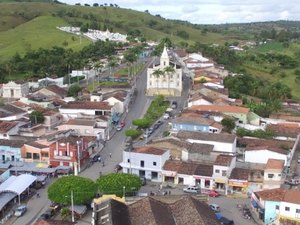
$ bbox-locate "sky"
[61,0,300,24]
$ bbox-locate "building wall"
[59,108,111,120]
[104,97,124,113]
[225,112,248,124]
[264,200,279,225]
[172,123,210,133]
[188,99,213,107]
[0,145,22,162]
[3,82,29,98]
[22,145,49,163]
[121,150,170,182]
[56,124,106,139]
[245,150,287,165]
[279,201,300,222]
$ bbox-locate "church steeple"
[160,45,169,67]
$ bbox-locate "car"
[148,127,154,134]
[207,190,220,197]
[14,205,27,217]
[153,123,159,129]
[297,156,300,164]
[92,154,101,162]
[143,132,150,138]
[116,125,122,131]
[210,204,220,212]
[40,209,54,220]
[163,113,170,120]
[171,101,177,109]
[120,120,125,127]
[183,186,200,193]
[219,217,234,225]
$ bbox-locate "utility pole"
[76,140,81,174]
[71,190,75,223]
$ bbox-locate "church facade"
[146,46,182,96]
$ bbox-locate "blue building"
[0,140,25,162]
[171,114,222,133]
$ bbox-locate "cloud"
[60,0,300,24]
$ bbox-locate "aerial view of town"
[1,0,300,225]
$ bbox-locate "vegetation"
[143,95,169,124]
[29,111,45,124]
[221,118,236,133]
[132,118,151,129]
[97,173,142,197]
[48,176,98,205]
[124,129,143,139]
[236,128,275,139]
[67,84,81,97]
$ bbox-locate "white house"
[213,155,236,191]
[59,101,113,120]
[176,131,237,154]
[3,81,29,99]
[263,159,284,190]
[146,46,182,96]
[120,146,170,182]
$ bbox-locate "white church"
[146,46,182,96]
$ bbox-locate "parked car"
[148,127,154,134]
[219,217,234,225]
[210,204,220,212]
[163,113,170,119]
[120,120,125,127]
[143,131,150,138]
[183,186,200,193]
[297,156,300,164]
[92,154,101,162]
[171,101,177,109]
[14,205,27,217]
[116,125,122,131]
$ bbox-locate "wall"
[0,145,22,161]
[187,138,236,154]
[245,150,287,165]
[264,200,279,225]
[279,201,300,221]
[56,124,106,139]
[172,123,209,133]
[187,99,212,107]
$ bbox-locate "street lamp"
[65,191,75,223]
[76,140,81,175]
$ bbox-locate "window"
[26,152,32,159]
[268,174,274,178]
[296,209,300,213]
[215,169,220,173]
[140,160,144,167]
[153,162,157,166]
[285,207,290,211]
[151,172,158,179]
[278,174,281,177]
[275,205,279,210]
[127,159,130,163]
[33,153,40,160]
[41,152,48,157]
[222,170,227,176]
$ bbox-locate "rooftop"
[132,147,166,155]
[255,188,300,205]
[45,85,67,97]
[0,121,17,133]
[66,119,96,126]
[148,136,191,149]
[229,168,249,180]
[214,155,234,167]
[177,130,236,143]
[190,105,250,114]
[61,101,112,110]
[267,123,300,138]
[189,143,214,155]
[265,159,285,170]
[0,139,25,148]
[173,114,214,126]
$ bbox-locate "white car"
[163,113,170,119]
[210,204,220,212]
[14,205,27,217]
[183,186,200,193]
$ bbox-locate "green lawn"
[0,15,90,60]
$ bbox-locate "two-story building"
[3,81,29,99]
[263,159,284,190]
[0,139,25,162]
[146,46,182,96]
[49,135,91,175]
[21,141,50,166]
[252,188,300,225]
[120,146,170,182]
[213,154,235,192]
[0,121,19,139]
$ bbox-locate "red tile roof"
[255,188,300,205]
[190,105,250,114]
[61,101,112,110]
[214,155,234,166]
[0,121,17,133]
[267,123,300,138]
[133,147,166,155]
[265,159,284,170]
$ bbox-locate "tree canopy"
[97,173,142,197]
[48,176,97,205]
[221,118,235,133]
[29,111,45,124]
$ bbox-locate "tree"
[48,176,97,205]
[132,118,151,129]
[125,129,142,139]
[164,66,175,94]
[67,84,81,97]
[152,68,164,94]
[97,173,142,197]
[221,118,235,133]
[60,207,70,221]
[29,111,45,124]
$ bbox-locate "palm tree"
[164,66,175,95]
[152,69,164,95]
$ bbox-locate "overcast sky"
[60,0,300,24]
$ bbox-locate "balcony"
[53,155,72,160]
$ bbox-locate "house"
[29,105,63,129]
[228,168,249,193]
[170,112,222,133]
[92,195,219,225]
[162,160,214,189]
[193,84,229,102]
[34,85,67,99]
[267,123,300,140]
[120,146,170,182]
[188,93,214,107]
[56,118,107,140]
[146,46,182,96]
[2,81,29,99]
[176,130,237,154]
[0,121,19,139]
[263,159,284,190]
[185,53,214,69]
[213,155,235,191]
[59,101,113,120]
[0,139,25,162]
[241,137,296,166]
[38,76,65,87]
[0,103,27,121]
[190,105,260,125]
[49,135,94,175]
[251,188,300,225]
[21,141,50,165]
[103,90,129,114]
